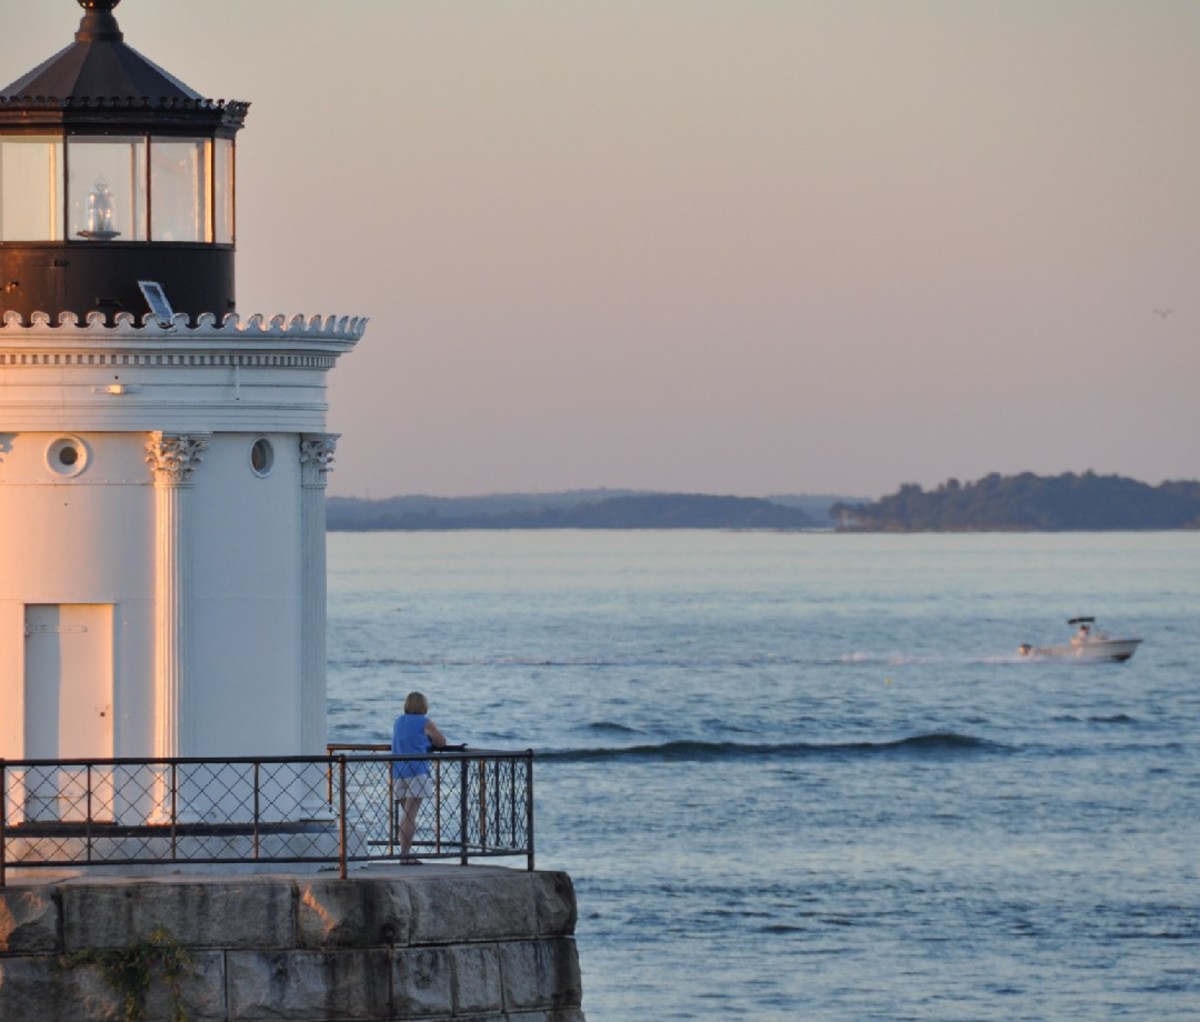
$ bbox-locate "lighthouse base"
[0,866,586,1021]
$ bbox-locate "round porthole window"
[250,437,274,477]
[46,436,89,478]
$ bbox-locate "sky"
[4,0,1199,499]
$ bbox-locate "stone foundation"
[0,865,585,1021]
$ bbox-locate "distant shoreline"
[327,490,847,532]
[327,473,1200,532]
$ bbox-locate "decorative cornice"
[300,434,339,488]
[0,97,249,131]
[0,351,341,368]
[146,432,210,485]
[0,97,243,111]
[0,310,368,338]
[0,311,367,366]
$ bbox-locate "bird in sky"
[1152,308,1174,317]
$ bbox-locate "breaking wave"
[540,732,1005,763]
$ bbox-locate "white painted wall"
[0,315,364,762]
[0,431,155,758]
[190,431,304,756]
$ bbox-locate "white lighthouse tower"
[0,0,365,767]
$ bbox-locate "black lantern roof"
[0,0,248,135]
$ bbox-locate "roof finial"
[75,0,123,43]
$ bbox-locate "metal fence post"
[388,764,398,856]
[459,756,470,866]
[1,759,7,888]
[170,760,179,861]
[478,758,488,852]
[85,763,94,864]
[434,759,442,855]
[338,756,348,880]
[509,758,517,849]
[253,761,262,861]
[526,751,535,871]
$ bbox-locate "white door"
[24,604,114,820]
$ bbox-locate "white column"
[145,432,210,760]
[299,434,337,756]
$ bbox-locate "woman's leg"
[399,795,423,859]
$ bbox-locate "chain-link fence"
[0,748,533,885]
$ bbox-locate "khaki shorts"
[397,773,434,799]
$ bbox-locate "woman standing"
[391,691,448,863]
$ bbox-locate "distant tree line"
[327,491,823,531]
[831,472,1200,531]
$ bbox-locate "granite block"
[532,872,577,935]
[409,873,536,944]
[449,942,504,1014]
[297,876,414,949]
[62,877,294,951]
[0,887,60,953]
[501,938,583,1013]
[392,945,453,1018]
[227,948,392,1020]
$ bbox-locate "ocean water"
[326,530,1200,1021]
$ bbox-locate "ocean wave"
[588,721,644,734]
[539,732,1004,763]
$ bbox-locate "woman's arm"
[425,718,448,749]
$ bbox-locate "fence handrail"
[4,749,530,768]
[0,749,534,886]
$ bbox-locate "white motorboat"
[1018,617,1142,663]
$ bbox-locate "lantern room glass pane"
[67,136,148,242]
[0,136,64,241]
[214,138,234,244]
[152,138,211,243]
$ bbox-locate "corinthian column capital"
[146,432,211,485]
[300,433,339,488]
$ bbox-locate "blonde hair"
[404,691,429,715]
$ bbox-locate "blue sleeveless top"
[392,713,432,779]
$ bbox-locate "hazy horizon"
[5,1,1198,499]
[329,485,867,501]
[326,467,1194,506]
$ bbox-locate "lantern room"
[0,0,248,323]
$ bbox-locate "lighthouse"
[0,13,584,1018]
[0,1,366,766]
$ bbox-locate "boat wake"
[838,651,1031,667]
[337,651,1034,671]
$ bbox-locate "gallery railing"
[0,747,534,887]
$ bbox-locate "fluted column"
[145,432,210,761]
[300,433,338,755]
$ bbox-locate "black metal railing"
[0,747,534,886]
